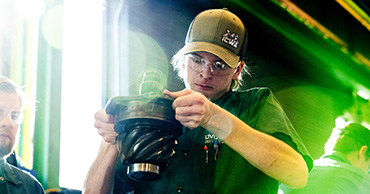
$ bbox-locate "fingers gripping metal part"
[107,94,182,181]
[106,71,183,181]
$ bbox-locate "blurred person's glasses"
[185,53,231,76]
[0,109,24,124]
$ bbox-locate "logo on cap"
[221,29,239,49]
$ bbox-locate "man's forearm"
[204,104,308,188]
[83,140,119,194]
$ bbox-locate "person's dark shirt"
[0,158,45,194]
[114,88,313,194]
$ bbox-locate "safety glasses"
[185,53,232,76]
[0,108,23,124]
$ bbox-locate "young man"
[84,8,312,194]
[0,76,45,194]
[281,123,370,194]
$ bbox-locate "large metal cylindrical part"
[106,94,182,181]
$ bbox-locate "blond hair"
[0,76,27,111]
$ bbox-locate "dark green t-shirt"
[114,87,313,194]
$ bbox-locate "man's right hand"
[94,109,118,144]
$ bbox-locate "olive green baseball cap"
[179,8,248,68]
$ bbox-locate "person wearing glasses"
[84,8,313,194]
[281,123,370,194]
[0,76,45,193]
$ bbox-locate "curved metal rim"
[127,163,160,174]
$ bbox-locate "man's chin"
[0,144,13,159]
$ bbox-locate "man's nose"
[200,63,213,78]
[0,114,15,127]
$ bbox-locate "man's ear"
[359,145,369,160]
[232,60,244,80]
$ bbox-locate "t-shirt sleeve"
[236,88,314,171]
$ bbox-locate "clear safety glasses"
[0,108,23,124]
[185,54,232,76]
